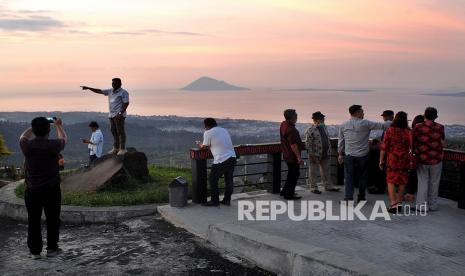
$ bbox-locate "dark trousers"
[24,185,61,254]
[209,157,236,203]
[89,154,98,164]
[282,162,300,198]
[344,154,369,200]
[406,169,418,195]
[110,116,126,149]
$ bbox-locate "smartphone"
[46,117,57,123]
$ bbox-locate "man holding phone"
[19,117,67,259]
[82,121,104,164]
[81,78,129,156]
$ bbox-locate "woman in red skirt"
[379,111,412,213]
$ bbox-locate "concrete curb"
[0,181,158,224]
[207,224,413,276]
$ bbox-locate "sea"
[2,88,464,125]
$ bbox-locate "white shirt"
[102,88,130,118]
[202,127,236,164]
[88,129,104,157]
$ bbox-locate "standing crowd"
[279,105,444,214]
[199,105,445,216]
[274,105,445,213]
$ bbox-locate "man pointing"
[81,78,129,156]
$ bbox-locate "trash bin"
[169,176,188,207]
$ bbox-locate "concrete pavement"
[158,188,465,276]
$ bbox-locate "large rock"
[62,148,150,193]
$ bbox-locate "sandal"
[388,203,399,214]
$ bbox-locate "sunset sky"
[1,0,465,91]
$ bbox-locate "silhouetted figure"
[19,117,67,259]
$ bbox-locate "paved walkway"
[0,215,273,276]
[158,188,465,276]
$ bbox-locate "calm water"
[2,88,464,124]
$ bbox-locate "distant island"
[423,91,465,97]
[181,76,249,91]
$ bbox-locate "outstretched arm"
[81,86,104,94]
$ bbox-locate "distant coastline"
[275,88,375,93]
[423,92,465,97]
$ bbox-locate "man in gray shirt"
[338,105,389,202]
[81,78,130,156]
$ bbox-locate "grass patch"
[15,165,192,207]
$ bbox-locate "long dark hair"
[391,111,408,129]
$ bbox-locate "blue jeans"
[344,154,369,200]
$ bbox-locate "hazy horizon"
[2,88,465,125]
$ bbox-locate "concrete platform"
[158,188,465,276]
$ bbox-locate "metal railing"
[190,139,465,209]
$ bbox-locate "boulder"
[62,148,150,193]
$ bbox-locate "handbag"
[408,130,416,170]
[409,150,417,170]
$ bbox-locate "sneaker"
[108,148,119,155]
[388,207,398,214]
[46,248,63,258]
[326,187,340,192]
[311,189,322,194]
[117,149,127,156]
[31,254,41,260]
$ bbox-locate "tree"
[0,134,11,156]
